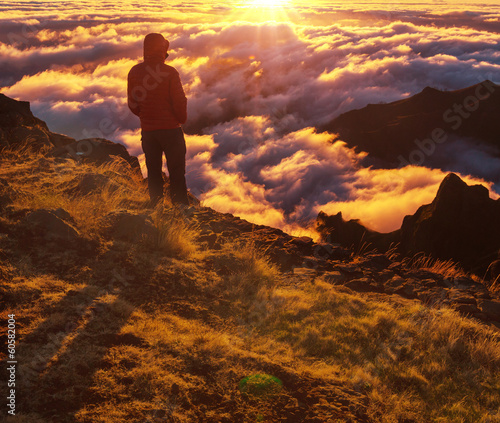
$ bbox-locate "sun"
[237,0,293,22]
[249,0,287,6]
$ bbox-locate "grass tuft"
[401,252,468,279]
[149,206,200,259]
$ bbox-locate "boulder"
[102,211,158,243]
[386,276,406,289]
[356,253,393,271]
[49,132,75,148]
[345,278,382,293]
[322,270,345,284]
[477,300,500,321]
[64,173,118,196]
[49,138,141,176]
[452,276,485,290]
[23,209,80,241]
[453,303,481,316]
[197,232,218,248]
[393,283,417,299]
[268,247,303,271]
[288,236,314,256]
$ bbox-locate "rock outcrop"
[22,209,81,242]
[315,211,399,253]
[0,94,141,176]
[400,173,500,273]
[101,210,159,244]
[316,173,500,277]
[0,93,55,150]
[49,138,141,173]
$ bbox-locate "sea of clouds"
[1,1,500,236]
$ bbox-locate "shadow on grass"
[8,235,170,422]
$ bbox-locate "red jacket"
[127,34,187,130]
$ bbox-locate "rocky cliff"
[400,173,500,273]
[0,93,141,175]
[316,173,500,278]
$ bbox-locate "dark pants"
[141,127,189,206]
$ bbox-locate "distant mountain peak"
[321,80,500,181]
[436,172,467,192]
[420,85,443,95]
[434,172,490,208]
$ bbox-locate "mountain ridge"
[321,80,500,185]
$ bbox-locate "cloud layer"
[2,1,500,236]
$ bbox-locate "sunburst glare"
[249,0,288,6]
[234,0,294,22]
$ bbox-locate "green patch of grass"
[239,374,283,398]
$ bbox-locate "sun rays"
[232,0,295,23]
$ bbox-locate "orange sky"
[1,1,499,237]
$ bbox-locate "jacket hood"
[144,33,169,62]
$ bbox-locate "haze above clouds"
[1,1,499,236]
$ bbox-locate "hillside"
[1,96,500,422]
[320,81,500,184]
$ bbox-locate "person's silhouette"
[127,33,189,207]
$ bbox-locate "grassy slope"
[1,147,499,423]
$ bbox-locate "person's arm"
[170,69,187,125]
[127,68,141,117]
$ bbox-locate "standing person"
[127,33,189,207]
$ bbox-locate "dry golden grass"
[251,279,500,422]
[485,262,500,292]
[1,147,500,423]
[149,206,200,259]
[211,240,280,299]
[0,146,198,259]
[401,252,468,280]
[491,277,500,292]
